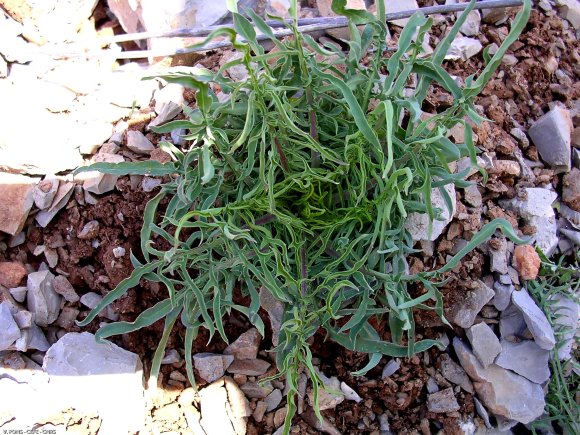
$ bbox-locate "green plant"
[529,252,579,435]
[76,0,531,431]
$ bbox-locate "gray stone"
[463,184,482,207]
[493,281,514,311]
[154,83,185,113]
[499,188,559,256]
[259,286,284,346]
[458,10,481,36]
[12,309,32,329]
[81,153,125,195]
[112,246,126,258]
[199,377,251,435]
[0,173,35,236]
[224,328,261,360]
[453,338,544,424]
[240,380,274,399]
[548,293,578,360]
[340,382,362,403]
[448,280,495,328]
[9,287,27,303]
[512,290,555,350]
[426,377,439,394]
[495,339,550,384]
[77,220,100,240]
[383,0,419,27]
[382,359,401,378]
[466,322,501,368]
[557,0,580,28]
[226,358,270,376]
[308,370,344,411]
[572,148,580,169]
[126,131,155,155]
[32,177,59,210]
[406,184,456,242]
[35,182,75,228]
[439,353,474,393]
[26,322,50,351]
[264,389,283,412]
[427,387,460,413]
[301,407,342,435]
[499,303,529,341]
[55,306,80,329]
[193,352,234,383]
[148,102,181,129]
[0,302,20,351]
[161,349,181,365]
[489,238,509,274]
[528,105,573,173]
[474,397,492,429]
[141,176,162,192]
[77,120,115,155]
[52,275,79,303]
[445,36,482,61]
[26,270,61,327]
[110,0,231,51]
[43,332,145,434]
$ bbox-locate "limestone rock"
[224,328,262,360]
[499,303,529,341]
[529,105,573,173]
[499,188,558,256]
[53,275,79,303]
[340,382,362,403]
[199,377,251,435]
[489,237,508,275]
[383,0,419,27]
[0,0,98,43]
[26,270,61,327]
[512,245,541,281]
[0,262,27,288]
[0,301,20,351]
[227,358,270,376]
[445,36,483,61]
[32,177,59,210]
[126,131,155,155]
[448,280,495,328]
[148,102,181,130]
[240,381,274,399]
[512,290,555,350]
[495,340,550,384]
[382,359,401,378]
[259,286,284,346]
[556,0,580,29]
[492,281,514,311]
[405,184,456,242]
[81,153,125,195]
[108,0,230,53]
[77,220,100,240]
[308,370,344,411]
[264,389,283,412]
[43,332,145,433]
[427,388,460,413]
[453,338,544,424]
[35,182,75,228]
[466,322,501,368]
[547,293,579,360]
[193,353,234,383]
[439,353,474,393]
[0,173,35,235]
[458,10,481,36]
[562,167,580,211]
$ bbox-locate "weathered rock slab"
[453,338,544,424]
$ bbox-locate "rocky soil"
[1,0,579,434]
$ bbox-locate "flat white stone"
[42,332,145,434]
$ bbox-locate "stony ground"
[0,0,579,434]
